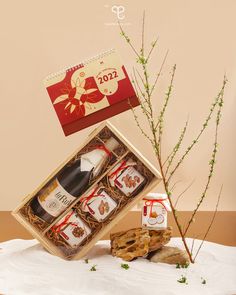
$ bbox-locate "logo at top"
[111,5,125,20]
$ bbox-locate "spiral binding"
[44,48,115,82]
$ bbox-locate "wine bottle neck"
[80,148,108,176]
[96,145,112,157]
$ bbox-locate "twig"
[132,70,145,99]
[174,179,195,207]
[132,71,152,125]
[190,234,202,256]
[128,100,153,144]
[119,22,140,58]
[184,85,225,235]
[150,50,169,96]
[193,185,223,261]
[156,65,176,159]
[146,37,159,62]
[141,11,145,56]
[164,117,189,176]
[169,179,182,191]
[167,77,227,183]
[135,68,147,93]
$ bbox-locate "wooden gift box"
[12,121,161,260]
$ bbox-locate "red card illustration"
[44,49,139,136]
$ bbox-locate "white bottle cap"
[104,137,119,152]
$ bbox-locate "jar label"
[57,210,91,247]
[81,188,117,222]
[142,203,167,229]
[115,166,145,196]
[37,179,76,217]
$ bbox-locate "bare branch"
[174,179,195,207]
[167,77,227,183]
[164,117,189,177]
[119,22,140,58]
[150,50,169,96]
[132,70,152,121]
[141,11,145,56]
[155,65,176,159]
[128,99,153,144]
[193,185,223,261]
[183,81,225,235]
[190,234,202,256]
[169,179,182,191]
[156,64,176,132]
[146,37,159,62]
[135,68,147,94]
[132,69,145,100]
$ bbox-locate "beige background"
[0,0,235,211]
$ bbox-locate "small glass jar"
[142,193,170,230]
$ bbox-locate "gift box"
[12,121,161,260]
[44,49,139,136]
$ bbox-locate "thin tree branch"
[141,11,145,56]
[156,65,176,159]
[146,37,159,62]
[150,50,169,96]
[136,68,146,88]
[174,179,195,207]
[167,77,227,183]
[156,64,176,132]
[169,179,182,191]
[164,117,189,177]
[193,185,223,261]
[183,84,225,236]
[119,22,140,58]
[190,234,202,256]
[132,70,152,122]
[128,100,153,144]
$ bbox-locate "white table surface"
[0,238,236,295]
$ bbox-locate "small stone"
[149,246,190,265]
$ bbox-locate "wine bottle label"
[114,166,145,196]
[38,179,76,217]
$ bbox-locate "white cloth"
[0,238,236,295]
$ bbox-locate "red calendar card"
[44,49,139,136]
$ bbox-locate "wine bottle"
[30,137,119,223]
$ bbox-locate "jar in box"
[80,185,117,222]
[142,193,171,230]
[108,158,146,197]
